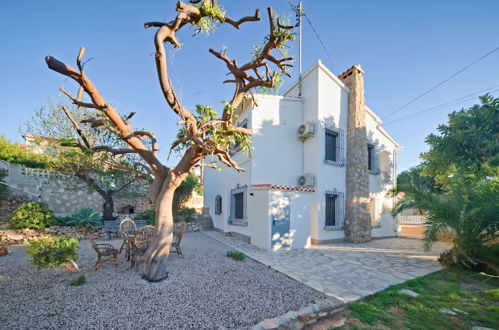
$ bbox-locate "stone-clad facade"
[340,65,372,243]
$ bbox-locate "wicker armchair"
[171,222,186,257]
[130,229,154,269]
[91,239,118,270]
[119,219,137,260]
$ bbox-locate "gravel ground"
[0,232,325,330]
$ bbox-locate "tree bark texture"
[102,191,115,220]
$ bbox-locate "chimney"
[339,65,371,243]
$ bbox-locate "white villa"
[204,61,402,251]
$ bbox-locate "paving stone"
[203,231,448,303]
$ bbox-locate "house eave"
[282,59,350,96]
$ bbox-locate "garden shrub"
[26,236,79,269]
[9,202,57,230]
[134,209,157,225]
[66,208,102,231]
[69,275,86,286]
[226,250,246,261]
[178,207,196,223]
[57,215,73,226]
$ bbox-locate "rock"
[0,244,7,256]
[399,289,419,297]
[330,316,346,328]
[472,327,494,330]
[438,307,457,316]
[257,318,279,329]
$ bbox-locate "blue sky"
[1,0,498,173]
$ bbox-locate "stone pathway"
[204,231,450,303]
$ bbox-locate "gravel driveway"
[0,232,325,330]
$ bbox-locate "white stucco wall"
[203,60,401,248]
[251,95,303,186]
[365,107,399,238]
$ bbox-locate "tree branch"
[60,105,91,148]
[46,54,165,174]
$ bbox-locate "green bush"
[26,236,79,269]
[226,250,246,261]
[69,275,86,286]
[0,135,52,168]
[57,215,73,226]
[134,209,156,225]
[178,207,196,223]
[66,208,102,231]
[9,202,57,230]
[173,173,200,215]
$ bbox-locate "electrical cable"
[383,85,499,125]
[382,45,499,120]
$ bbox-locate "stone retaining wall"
[0,226,105,245]
[252,298,345,330]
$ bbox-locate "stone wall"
[252,298,345,330]
[0,161,103,221]
[340,65,372,243]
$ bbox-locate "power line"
[302,13,339,73]
[383,84,499,126]
[288,1,338,73]
[382,44,499,121]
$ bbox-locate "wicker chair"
[91,239,118,270]
[171,222,186,257]
[130,229,154,269]
[119,219,137,260]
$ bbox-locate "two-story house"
[203,61,401,251]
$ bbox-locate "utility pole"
[298,1,303,97]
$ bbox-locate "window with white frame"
[325,190,344,230]
[324,127,345,166]
[367,143,379,174]
[215,195,222,215]
[229,185,247,226]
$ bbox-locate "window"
[233,192,244,219]
[230,119,248,155]
[215,195,222,215]
[325,130,338,161]
[325,193,337,226]
[367,144,374,170]
[325,191,344,230]
[324,127,345,166]
[229,185,247,226]
[367,143,379,174]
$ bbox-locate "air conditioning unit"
[297,122,315,139]
[298,174,316,187]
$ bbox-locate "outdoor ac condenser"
[298,174,316,187]
[297,122,315,139]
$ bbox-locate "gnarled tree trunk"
[102,190,115,220]
[143,171,187,281]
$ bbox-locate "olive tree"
[45,0,294,281]
[23,102,148,220]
